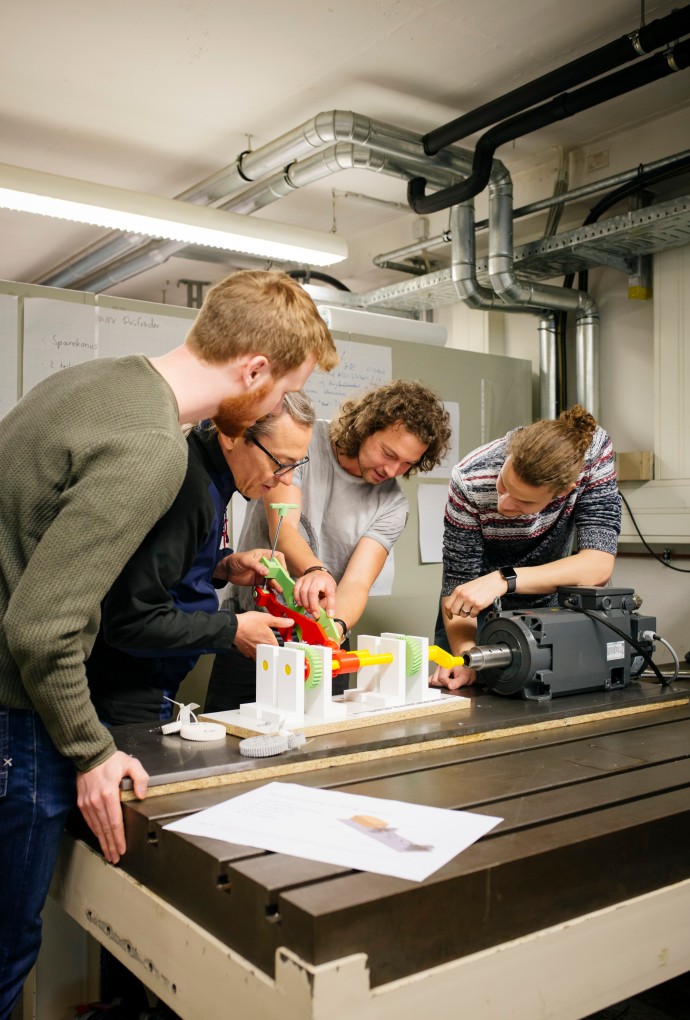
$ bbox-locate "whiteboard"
[0,294,19,419]
[23,298,96,394]
[305,337,392,417]
[96,305,193,359]
[18,294,196,399]
[17,295,400,413]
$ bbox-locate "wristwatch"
[498,565,518,594]
[332,618,350,644]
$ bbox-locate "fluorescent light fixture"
[0,162,348,266]
[317,303,447,345]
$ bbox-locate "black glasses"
[250,436,309,477]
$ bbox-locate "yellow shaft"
[356,652,394,667]
[428,644,465,669]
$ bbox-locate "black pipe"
[409,39,690,215]
[565,149,690,294]
[424,5,690,154]
[582,152,690,227]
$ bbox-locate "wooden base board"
[201,692,468,738]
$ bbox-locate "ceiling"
[2,0,689,307]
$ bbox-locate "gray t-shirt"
[232,419,409,611]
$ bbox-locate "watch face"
[500,566,517,592]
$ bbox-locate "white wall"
[613,554,690,670]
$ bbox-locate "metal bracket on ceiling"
[177,278,211,308]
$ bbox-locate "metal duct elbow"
[220,142,387,216]
[450,203,501,309]
[309,143,387,176]
[452,258,495,309]
[487,175,596,315]
[233,111,371,185]
[307,111,373,147]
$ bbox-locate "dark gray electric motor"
[465,587,656,701]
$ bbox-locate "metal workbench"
[50,678,690,1020]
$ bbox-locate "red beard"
[213,379,274,437]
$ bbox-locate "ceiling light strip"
[0,162,348,267]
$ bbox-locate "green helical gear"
[389,634,424,678]
[295,644,323,689]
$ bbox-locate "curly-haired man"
[204,379,451,711]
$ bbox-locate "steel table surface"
[51,678,690,1020]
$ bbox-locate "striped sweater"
[441,426,621,608]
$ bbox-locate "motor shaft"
[462,643,514,671]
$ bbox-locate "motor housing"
[467,587,656,701]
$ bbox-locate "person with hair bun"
[432,405,621,691]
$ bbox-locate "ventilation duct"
[38,111,475,293]
[317,304,447,345]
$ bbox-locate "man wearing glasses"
[85,391,315,726]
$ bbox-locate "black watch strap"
[332,618,349,643]
[499,565,517,594]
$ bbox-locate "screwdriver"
[268,502,298,560]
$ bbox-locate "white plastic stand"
[239,640,347,728]
[223,633,448,735]
[345,632,440,708]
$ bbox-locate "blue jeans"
[0,707,76,1020]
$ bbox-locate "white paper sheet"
[305,338,391,417]
[426,401,460,479]
[417,484,449,563]
[165,781,502,882]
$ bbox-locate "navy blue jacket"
[86,426,240,723]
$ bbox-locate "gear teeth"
[389,633,423,677]
[239,733,289,757]
[295,643,323,689]
[286,731,306,749]
[180,722,226,742]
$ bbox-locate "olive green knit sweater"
[0,355,187,771]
